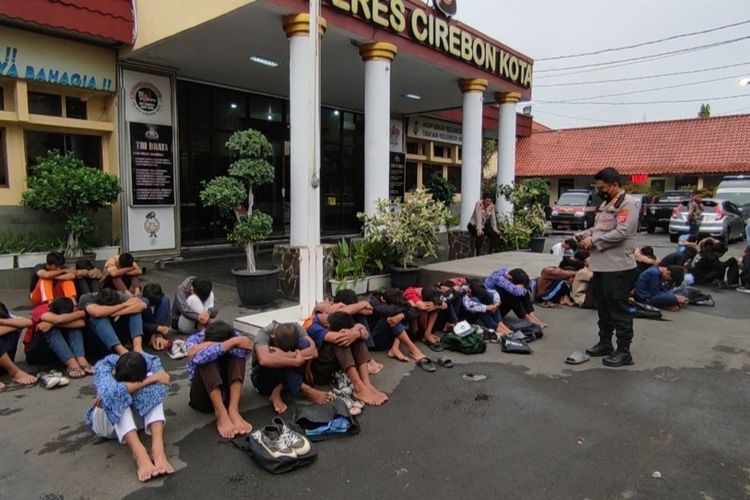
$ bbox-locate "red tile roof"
[0,0,133,45]
[517,114,750,177]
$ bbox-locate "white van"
[715,175,750,222]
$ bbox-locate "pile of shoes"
[38,370,70,389]
[240,417,317,474]
[330,371,364,416]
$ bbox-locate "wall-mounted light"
[403,93,422,100]
[230,103,238,109]
[249,55,279,68]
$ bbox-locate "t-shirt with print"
[78,291,130,313]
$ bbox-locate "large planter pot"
[94,246,120,261]
[16,252,49,269]
[232,267,280,306]
[530,237,546,253]
[367,273,391,293]
[0,254,15,270]
[329,278,368,296]
[390,266,419,290]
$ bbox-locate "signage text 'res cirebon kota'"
[327,0,532,89]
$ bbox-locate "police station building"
[0,0,533,258]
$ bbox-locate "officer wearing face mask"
[575,167,641,367]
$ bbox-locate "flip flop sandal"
[565,351,591,365]
[415,358,437,373]
[437,357,454,369]
[425,342,445,352]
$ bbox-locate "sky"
[454,0,750,129]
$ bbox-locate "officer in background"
[576,167,640,367]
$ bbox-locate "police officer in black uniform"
[576,167,640,367]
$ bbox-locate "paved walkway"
[1,234,749,499]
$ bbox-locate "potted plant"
[0,230,16,270]
[21,151,121,257]
[498,179,550,253]
[329,239,368,295]
[359,188,451,290]
[360,238,397,292]
[200,129,278,306]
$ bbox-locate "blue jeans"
[461,309,501,330]
[27,328,85,365]
[142,296,171,338]
[643,292,679,309]
[89,314,144,350]
[370,317,408,351]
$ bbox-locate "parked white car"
[668,198,746,243]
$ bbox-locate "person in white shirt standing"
[467,193,501,256]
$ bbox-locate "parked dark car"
[643,190,691,233]
[550,189,600,230]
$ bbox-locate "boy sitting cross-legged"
[252,321,333,414]
[186,321,254,438]
[87,351,174,482]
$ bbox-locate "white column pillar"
[496,92,521,218]
[360,42,397,215]
[458,78,488,228]
[283,13,327,316]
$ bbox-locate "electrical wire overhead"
[535,61,750,87]
[555,73,750,102]
[536,35,750,73]
[536,94,750,105]
[537,18,750,61]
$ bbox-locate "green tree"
[424,174,456,207]
[21,151,121,256]
[698,103,711,118]
[200,129,275,272]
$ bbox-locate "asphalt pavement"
[1,232,749,500]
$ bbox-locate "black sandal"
[415,358,437,373]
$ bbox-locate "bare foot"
[134,454,158,482]
[387,349,408,362]
[305,387,335,405]
[367,359,384,375]
[11,370,38,385]
[151,450,175,476]
[0,381,5,391]
[269,392,288,414]
[365,382,389,404]
[424,333,441,345]
[353,387,383,406]
[228,411,253,435]
[216,413,238,439]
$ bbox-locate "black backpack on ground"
[292,399,360,442]
[683,287,715,307]
[232,429,317,474]
[628,301,665,320]
[504,318,543,342]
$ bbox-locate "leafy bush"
[497,180,550,245]
[200,129,275,272]
[424,174,456,207]
[358,188,451,268]
[21,151,121,256]
[0,230,65,254]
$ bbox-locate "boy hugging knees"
[308,312,388,407]
[30,251,77,306]
[252,322,332,414]
[102,253,143,297]
[173,277,218,334]
[80,289,147,355]
[186,321,254,439]
[88,351,174,482]
[403,286,449,346]
[314,289,382,375]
